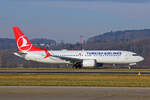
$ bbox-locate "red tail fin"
[13,26,43,52]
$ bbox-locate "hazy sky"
[0,0,150,43]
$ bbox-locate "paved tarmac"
[0,86,150,100]
[0,70,150,74]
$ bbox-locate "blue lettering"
[87,52,122,56]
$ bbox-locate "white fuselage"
[12,26,144,68]
[21,50,144,65]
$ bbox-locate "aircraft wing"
[52,55,82,63]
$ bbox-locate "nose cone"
[137,56,144,62]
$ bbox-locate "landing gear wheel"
[72,63,82,69]
[128,66,131,70]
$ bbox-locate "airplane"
[13,26,144,69]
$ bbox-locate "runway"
[0,86,150,100]
[0,70,150,74]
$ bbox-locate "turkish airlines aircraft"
[13,26,144,68]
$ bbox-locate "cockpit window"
[132,54,138,56]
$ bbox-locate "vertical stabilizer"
[13,26,43,52]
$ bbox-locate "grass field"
[0,73,150,87]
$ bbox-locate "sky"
[0,0,150,43]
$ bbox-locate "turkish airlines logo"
[17,36,32,52]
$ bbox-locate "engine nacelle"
[82,59,96,68]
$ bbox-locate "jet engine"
[82,59,96,67]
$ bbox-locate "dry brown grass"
[0,74,149,87]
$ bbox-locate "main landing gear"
[72,62,82,69]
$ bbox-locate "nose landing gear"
[128,63,136,69]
